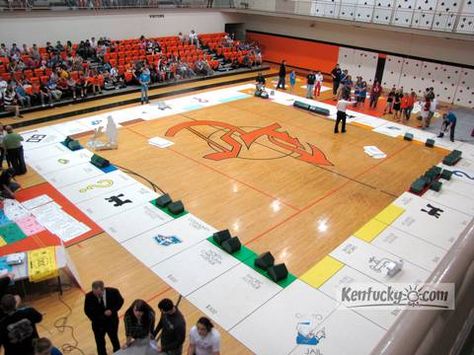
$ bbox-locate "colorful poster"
[27,247,58,282]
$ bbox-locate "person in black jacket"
[276,60,287,90]
[153,298,186,355]
[84,280,124,355]
[0,294,43,355]
[331,64,342,96]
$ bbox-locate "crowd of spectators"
[0,31,263,118]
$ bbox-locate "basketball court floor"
[11,75,474,354]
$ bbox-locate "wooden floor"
[12,74,447,355]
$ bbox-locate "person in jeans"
[306,71,315,99]
[3,126,26,175]
[139,65,151,105]
[276,60,287,90]
[154,298,186,355]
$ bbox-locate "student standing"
[383,86,396,115]
[369,81,382,109]
[335,98,352,133]
[331,64,341,96]
[139,66,151,104]
[154,298,186,355]
[187,317,220,355]
[289,70,296,93]
[306,71,316,99]
[3,126,26,175]
[276,60,287,90]
[314,71,323,97]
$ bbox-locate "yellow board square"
[0,237,6,247]
[354,219,389,242]
[300,256,344,289]
[374,204,405,225]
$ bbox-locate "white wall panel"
[339,0,358,20]
[355,0,376,22]
[373,0,395,24]
[454,69,474,108]
[382,55,404,88]
[392,0,416,27]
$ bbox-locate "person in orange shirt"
[405,91,417,121]
[400,93,410,124]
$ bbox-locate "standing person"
[369,81,382,109]
[187,317,220,355]
[383,86,396,115]
[306,71,316,99]
[392,89,402,121]
[438,110,457,142]
[405,91,417,121]
[427,96,437,128]
[84,280,124,355]
[0,294,43,355]
[276,60,287,90]
[153,298,186,355]
[139,66,151,105]
[3,126,26,175]
[314,71,323,97]
[400,93,410,124]
[334,97,352,134]
[419,98,431,129]
[122,299,156,349]
[331,64,341,96]
[289,70,296,93]
[336,70,349,100]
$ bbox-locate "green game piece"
[425,138,435,147]
[404,133,414,141]
[410,177,428,194]
[241,254,297,288]
[430,181,442,192]
[0,223,27,244]
[207,237,256,263]
[440,169,453,180]
[150,200,188,219]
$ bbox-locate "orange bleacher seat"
[45,68,53,76]
[24,70,33,78]
[40,75,49,84]
[30,77,39,85]
[0,73,11,81]
[110,59,117,67]
[34,68,44,77]
[124,71,133,83]
[13,72,23,81]
[70,71,79,80]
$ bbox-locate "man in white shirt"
[188,317,220,355]
[335,98,352,133]
[189,30,199,47]
[427,97,437,128]
[314,71,324,97]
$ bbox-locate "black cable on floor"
[113,163,166,195]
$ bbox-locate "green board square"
[150,200,188,219]
[0,223,27,244]
[242,254,297,288]
[206,237,256,262]
[207,237,296,288]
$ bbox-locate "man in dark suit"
[84,280,124,355]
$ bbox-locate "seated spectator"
[2,88,22,118]
[33,337,62,355]
[47,79,62,101]
[39,83,53,107]
[14,84,31,108]
[29,44,40,61]
[55,41,65,53]
[67,76,83,100]
[0,44,7,57]
[10,43,21,57]
[0,294,43,355]
[0,168,21,199]
[178,32,185,44]
[45,41,55,54]
[21,44,29,55]
[0,77,7,95]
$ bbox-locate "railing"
[1,0,473,35]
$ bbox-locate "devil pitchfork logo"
[165,120,333,166]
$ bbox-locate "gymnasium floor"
[9,75,474,354]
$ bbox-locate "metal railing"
[0,0,473,35]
